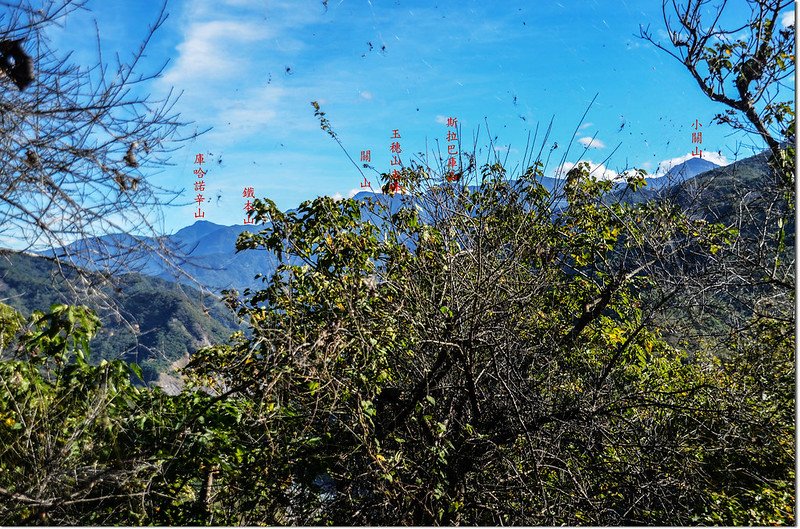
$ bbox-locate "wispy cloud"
[781,10,795,27]
[210,86,286,139]
[579,122,593,130]
[161,20,269,86]
[578,136,605,149]
[656,28,672,41]
[157,0,324,146]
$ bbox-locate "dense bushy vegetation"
[0,150,794,524]
[0,0,794,525]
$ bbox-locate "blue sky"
[48,0,795,232]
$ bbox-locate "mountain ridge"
[37,156,726,294]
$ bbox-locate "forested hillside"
[0,251,239,383]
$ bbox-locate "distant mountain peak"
[172,220,228,245]
[177,219,225,231]
[661,157,720,182]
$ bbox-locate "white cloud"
[206,85,286,141]
[781,11,795,28]
[654,151,730,176]
[162,20,269,86]
[359,90,374,100]
[579,122,593,130]
[325,187,373,201]
[435,115,449,125]
[157,0,326,146]
[556,160,619,181]
[578,136,606,149]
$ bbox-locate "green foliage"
[0,149,793,524]
[694,316,795,525]
[0,302,24,350]
[0,303,142,523]
[0,302,246,525]
[26,304,100,365]
[178,159,792,524]
[0,251,239,378]
[0,1,791,525]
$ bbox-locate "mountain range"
[5,152,788,387]
[43,157,720,294]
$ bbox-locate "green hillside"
[0,250,240,383]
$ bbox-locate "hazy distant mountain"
[171,221,259,257]
[153,221,281,293]
[42,155,762,296]
[39,220,278,294]
[171,220,229,247]
[617,157,721,203]
[648,157,720,189]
